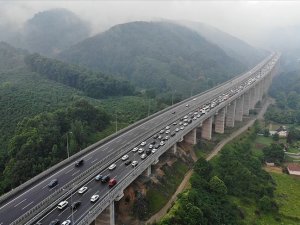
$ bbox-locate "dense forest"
[158,123,278,225]
[265,68,300,124]
[25,53,135,99]
[58,21,246,97]
[0,100,110,194]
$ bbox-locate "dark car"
[154,144,160,149]
[125,160,132,166]
[188,119,192,124]
[48,179,58,188]
[49,219,60,225]
[71,201,81,210]
[153,134,158,139]
[146,149,151,155]
[150,140,156,145]
[171,132,176,137]
[101,175,110,183]
[75,159,84,167]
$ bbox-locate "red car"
[108,178,117,187]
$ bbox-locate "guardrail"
[6,53,279,225]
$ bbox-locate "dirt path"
[146,97,273,224]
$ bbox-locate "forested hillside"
[58,21,246,97]
[177,20,267,68]
[0,100,110,194]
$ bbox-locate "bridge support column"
[201,117,212,140]
[255,84,260,104]
[250,87,256,109]
[235,95,244,121]
[147,165,151,177]
[173,144,177,154]
[184,128,197,144]
[243,92,250,116]
[259,81,264,101]
[95,202,115,225]
[226,101,236,127]
[215,108,225,134]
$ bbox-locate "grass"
[146,160,189,215]
[271,172,300,220]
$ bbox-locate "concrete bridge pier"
[259,80,264,101]
[235,95,244,121]
[173,143,177,154]
[201,117,212,140]
[250,87,256,109]
[215,108,225,134]
[95,202,115,225]
[147,165,151,177]
[243,92,250,116]
[226,101,236,127]
[184,128,197,144]
[254,84,260,104]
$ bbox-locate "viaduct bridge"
[0,52,280,225]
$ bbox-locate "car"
[183,123,188,126]
[160,141,165,146]
[78,186,88,194]
[189,112,193,115]
[49,219,60,225]
[193,98,197,101]
[146,149,151,155]
[175,128,180,132]
[132,161,138,167]
[57,200,68,210]
[140,141,147,146]
[108,178,117,187]
[171,111,176,114]
[197,114,200,118]
[132,147,138,152]
[141,153,147,159]
[138,148,144,154]
[180,126,184,130]
[166,126,170,129]
[164,136,169,140]
[125,160,132,166]
[48,179,58,188]
[62,220,71,225]
[154,144,160,149]
[153,134,158,139]
[101,175,110,183]
[75,159,84,167]
[121,155,129,161]
[148,144,153,149]
[188,119,192,124]
[108,163,116,170]
[179,122,183,125]
[152,148,157,153]
[150,140,156,145]
[184,115,188,119]
[90,194,100,203]
[165,130,170,134]
[95,174,103,181]
[173,122,177,125]
[71,201,81,210]
[158,135,162,140]
[159,129,164,134]
[186,104,189,107]
[171,132,176,137]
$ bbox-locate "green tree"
[209,176,227,195]
[272,133,279,141]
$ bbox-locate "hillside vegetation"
[58,21,246,97]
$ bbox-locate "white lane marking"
[38,205,57,222]
[13,198,26,207]
[86,156,92,161]
[91,158,98,164]
[72,170,80,176]
[101,146,109,152]
[65,168,74,174]
[58,207,69,216]
[21,201,33,210]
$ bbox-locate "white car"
[108,163,116,170]
[175,128,180,132]
[132,161,138,167]
[132,147,138,152]
[184,115,188,119]
[152,148,157,153]
[180,126,184,130]
[173,122,177,125]
[138,148,144,154]
[165,130,170,134]
[164,136,169,140]
[62,220,71,225]
[160,141,165,146]
[186,104,189,107]
[165,126,170,129]
[148,144,153,149]
[121,155,129,161]
[140,141,146,146]
[141,153,147,159]
[90,194,100,203]
[57,200,68,210]
[78,186,88,194]
[159,129,164,134]
[193,98,197,101]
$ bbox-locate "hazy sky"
[1,1,300,46]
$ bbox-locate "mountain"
[176,20,267,68]
[20,8,91,56]
[58,21,246,96]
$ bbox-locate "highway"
[0,53,279,225]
